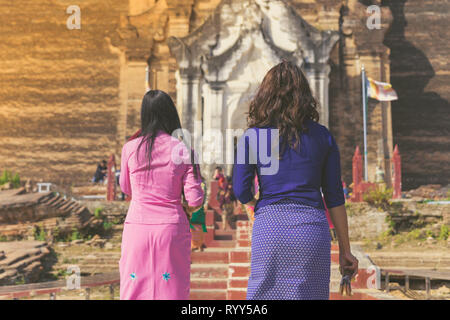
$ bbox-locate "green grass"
[0,169,21,188]
[438,224,449,240]
[33,226,47,241]
[94,207,104,219]
[14,275,26,285]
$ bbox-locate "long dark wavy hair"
[136,90,198,180]
[247,60,320,154]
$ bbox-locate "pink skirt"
[119,222,192,300]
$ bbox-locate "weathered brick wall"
[0,0,128,186]
[383,0,450,189]
[0,0,447,190]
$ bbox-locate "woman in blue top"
[233,61,358,300]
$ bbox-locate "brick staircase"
[0,241,51,285]
[189,180,246,299]
[0,189,93,240]
[188,180,389,300]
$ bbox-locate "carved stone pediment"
[168,0,339,82]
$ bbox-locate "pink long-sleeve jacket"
[119,131,204,224]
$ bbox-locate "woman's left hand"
[339,251,359,279]
[183,201,201,214]
[246,197,257,208]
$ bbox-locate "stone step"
[191,250,229,264]
[228,263,250,278]
[69,253,121,260]
[329,291,378,300]
[0,242,50,285]
[190,289,227,300]
[6,253,47,273]
[213,230,236,241]
[212,212,248,221]
[228,277,248,290]
[204,240,236,248]
[330,264,341,280]
[41,195,61,206]
[52,197,68,209]
[227,288,247,300]
[0,269,18,282]
[56,255,120,263]
[0,247,49,268]
[53,266,118,275]
[330,279,341,292]
[214,221,237,231]
[59,262,119,270]
[190,264,228,279]
[190,278,227,290]
[229,249,251,263]
[226,282,377,300]
[367,253,450,269]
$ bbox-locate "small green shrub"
[377,230,392,243]
[406,229,425,241]
[69,228,82,241]
[111,217,122,225]
[94,207,104,219]
[103,221,113,231]
[33,226,46,241]
[55,269,70,278]
[62,257,79,264]
[384,215,396,235]
[0,170,21,188]
[14,275,25,285]
[393,235,406,246]
[363,187,393,208]
[52,227,63,242]
[438,225,449,240]
[11,173,20,188]
[0,170,11,185]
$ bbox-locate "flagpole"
[362,65,368,181]
[145,66,151,92]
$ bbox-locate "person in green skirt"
[190,176,207,251]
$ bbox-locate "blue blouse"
[232,119,345,213]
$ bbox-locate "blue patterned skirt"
[247,199,331,300]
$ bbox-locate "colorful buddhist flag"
[366,77,398,101]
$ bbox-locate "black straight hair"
[135,90,198,181]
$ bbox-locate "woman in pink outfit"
[119,90,204,300]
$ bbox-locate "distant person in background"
[189,176,207,251]
[213,166,223,180]
[219,176,236,230]
[342,181,350,199]
[213,166,227,189]
[92,160,107,183]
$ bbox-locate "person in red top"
[213,166,227,189]
[214,167,235,230]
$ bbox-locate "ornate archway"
[168,0,339,176]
